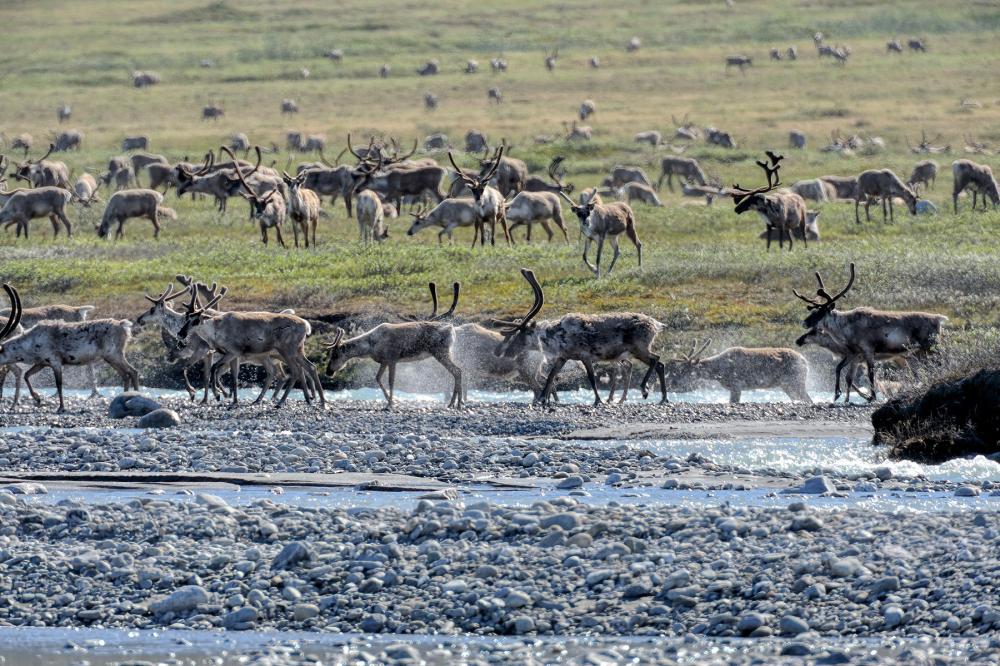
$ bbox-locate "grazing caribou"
[855,169,917,223]
[951,159,999,213]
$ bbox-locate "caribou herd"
[2,130,995,264]
[0,248,950,412]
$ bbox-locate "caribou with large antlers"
[177,287,325,409]
[448,148,509,247]
[793,263,947,402]
[730,153,809,250]
[10,143,70,190]
[494,269,667,405]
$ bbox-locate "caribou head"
[11,143,54,182]
[793,262,856,330]
[660,339,712,391]
[493,268,545,359]
[730,152,783,214]
[177,284,227,344]
[448,147,502,200]
[135,282,192,331]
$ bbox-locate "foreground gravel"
[2,494,999,641]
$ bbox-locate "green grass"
[2,0,1000,360]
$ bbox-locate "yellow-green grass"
[2,0,1000,357]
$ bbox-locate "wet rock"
[272,541,315,571]
[108,393,161,418]
[138,408,181,429]
[149,585,210,616]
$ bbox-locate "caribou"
[793,263,947,402]
[730,153,808,250]
[855,169,917,223]
[0,299,99,405]
[11,143,70,189]
[494,269,667,405]
[324,285,463,408]
[448,148,509,247]
[0,284,139,413]
[558,189,642,276]
[951,159,999,213]
[97,189,176,240]
[507,158,571,243]
[281,170,323,248]
[658,156,707,191]
[177,287,325,409]
[0,187,74,239]
[661,340,812,403]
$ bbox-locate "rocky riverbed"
[1,394,998,664]
[2,493,1000,641]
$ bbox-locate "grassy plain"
[1,0,999,366]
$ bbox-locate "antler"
[401,282,439,321]
[731,152,782,208]
[144,282,190,304]
[794,263,855,310]
[35,143,54,163]
[324,327,346,349]
[547,156,567,189]
[432,282,460,321]
[494,268,544,334]
[478,146,504,182]
[0,283,22,342]
[191,285,227,314]
[447,152,475,186]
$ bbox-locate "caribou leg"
[374,363,390,403]
[582,238,598,275]
[581,360,602,406]
[433,353,463,408]
[24,363,47,405]
[387,363,397,407]
[539,357,569,405]
[605,236,622,275]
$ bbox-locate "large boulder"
[108,392,161,419]
[872,368,1000,463]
